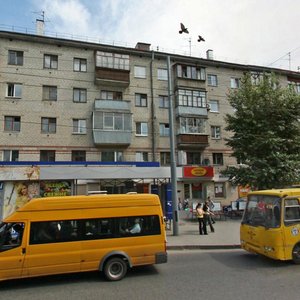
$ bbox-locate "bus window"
[242,195,281,228]
[284,199,300,224]
[0,222,24,251]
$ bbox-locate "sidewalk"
[166,212,241,250]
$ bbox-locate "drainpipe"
[150,51,156,162]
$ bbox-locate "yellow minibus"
[240,188,300,263]
[0,193,167,281]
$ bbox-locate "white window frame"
[6,83,22,98]
[3,150,19,161]
[159,123,170,136]
[134,66,146,78]
[230,77,240,89]
[136,122,148,136]
[213,153,223,165]
[101,151,123,162]
[73,119,87,134]
[73,58,87,72]
[157,68,168,81]
[135,93,148,107]
[211,126,221,139]
[209,100,219,113]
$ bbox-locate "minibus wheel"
[104,257,127,281]
[292,243,300,264]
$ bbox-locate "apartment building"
[1,29,300,219]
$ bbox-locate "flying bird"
[197,35,205,42]
[179,23,189,34]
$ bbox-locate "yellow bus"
[0,193,167,281]
[240,188,300,263]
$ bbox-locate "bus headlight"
[264,246,274,252]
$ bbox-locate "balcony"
[95,67,130,87]
[95,51,130,87]
[92,99,132,146]
[177,134,209,149]
[176,105,208,117]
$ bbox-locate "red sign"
[183,166,214,178]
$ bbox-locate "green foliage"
[223,72,300,189]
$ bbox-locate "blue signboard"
[165,183,173,220]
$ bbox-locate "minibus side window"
[0,222,24,251]
[284,199,300,224]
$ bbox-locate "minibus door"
[0,222,26,281]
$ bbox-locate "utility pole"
[167,55,179,236]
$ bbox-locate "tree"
[223,72,300,190]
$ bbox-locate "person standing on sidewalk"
[196,203,207,235]
[204,201,215,233]
[207,196,216,224]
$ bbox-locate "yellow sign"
[191,167,207,177]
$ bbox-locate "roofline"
[1,30,300,77]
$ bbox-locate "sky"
[1,0,300,71]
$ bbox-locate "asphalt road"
[0,249,299,300]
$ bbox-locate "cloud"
[29,0,300,70]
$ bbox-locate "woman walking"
[196,203,207,235]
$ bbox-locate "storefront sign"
[238,185,251,198]
[183,166,214,178]
[40,181,72,197]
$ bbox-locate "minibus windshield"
[242,195,281,228]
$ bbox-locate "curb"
[167,244,241,250]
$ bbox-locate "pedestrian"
[204,201,215,233]
[207,196,216,224]
[195,203,207,235]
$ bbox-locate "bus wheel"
[292,243,300,264]
[104,257,127,281]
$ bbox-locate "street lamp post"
[167,55,179,236]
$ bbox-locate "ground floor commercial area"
[0,163,240,220]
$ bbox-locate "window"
[8,50,23,65]
[134,66,146,78]
[157,68,168,81]
[209,100,219,113]
[136,152,148,162]
[102,151,123,162]
[177,65,206,80]
[211,126,221,139]
[214,183,225,198]
[43,85,57,101]
[100,90,122,100]
[73,58,87,72]
[187,152,201,165]
[6,83,22,98]
[177,89,206,108]
[44,54,58,69]
[93,112,131,131]
[135,93,147,107]
[73,88,87,103]
[230,77,240,89]
[73,119,87,134]
[159,95,169,108]
[207,74,218,86]
[179,117,206,134]
[160,152,170,165]
[41,118,56,133]
[159,123,169,136]
[288,81,300,94]
[72,151,86,161]
[3,150,19,161]
[136,122,148,136]
[213,153,223,165]
[40,150,55,162]
[285,199,300,224]
[29,215,160,244]
[4,116,21,132]
[95,51,129,70]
